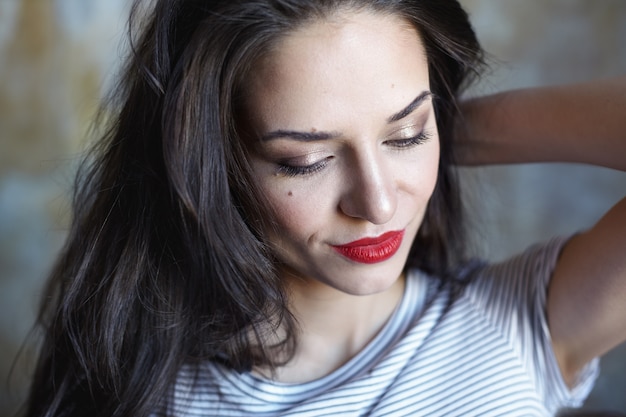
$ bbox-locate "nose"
[338,152,397,225]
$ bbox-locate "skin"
[457,78,626,386]
[244,10,439,382]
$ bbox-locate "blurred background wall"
[0,0,624,415]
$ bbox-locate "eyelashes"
[275,131,433,178]
[276,158,332,177]
[384,131,432,149]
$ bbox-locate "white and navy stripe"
[153,237,598,417]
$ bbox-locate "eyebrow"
[260,130,340,142]
[387,90,433,123]
[260,90,433,142]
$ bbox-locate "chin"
[324,260,406,296]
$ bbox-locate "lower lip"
[332,230,405,264]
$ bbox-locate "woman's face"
[244,10,439,296]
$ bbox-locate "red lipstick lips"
[332,230,404,264]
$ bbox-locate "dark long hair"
[24,1,484,416]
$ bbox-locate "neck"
[266,273,405,383]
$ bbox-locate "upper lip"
[333,230,403,248]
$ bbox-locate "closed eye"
[385,131,433,148]
[276,157,332,177]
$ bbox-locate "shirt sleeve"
[464,236,599,410]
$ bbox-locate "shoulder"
[408,237,572,351]
[464,236,569,305]
[149,362,228,416]
[407,237,569,318]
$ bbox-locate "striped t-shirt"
[156,237,598,416]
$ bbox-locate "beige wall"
[1,1,625,415]
[0,1,128,415]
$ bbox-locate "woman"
[24,0,626,416]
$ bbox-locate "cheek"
[262,183,329,240]
[425,139,441,193]
[401,140,440,201]
[425,157,440,197]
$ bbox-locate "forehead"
[244,10,430,132]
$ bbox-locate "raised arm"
[456,76,626,386]
[456,75,626,170]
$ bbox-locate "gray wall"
[1,1,624,415]
[461,1,626,412]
